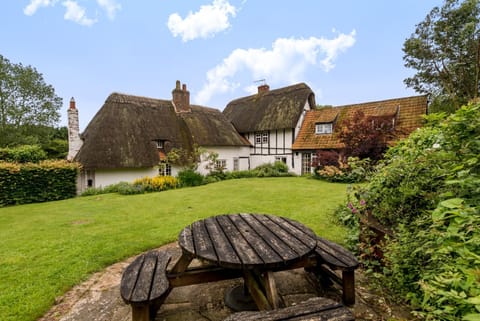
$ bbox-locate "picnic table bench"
[311,237,359,305]
[120,250,172,321]
[120,214,359,321]
[224,296,354,321]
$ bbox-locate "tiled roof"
[292,95,428,150]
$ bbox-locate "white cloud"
[195,30,357,105]
[167,0,237,42]
[62,0,97,26]
[24,0,119,25]
[23,0,58,16]
[97,0,121,20]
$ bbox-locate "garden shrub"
[339,103,480,320]
[0,145,47,163]
[0,160,79,206]
[177,169,204,187]
[314,157,372,183]
[253,161,293,177]
[132,175,178,192]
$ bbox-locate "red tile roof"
[292,95,428,150]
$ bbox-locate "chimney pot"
[258,84,270,94]
[69,97,76,109]
[172,80,191,113]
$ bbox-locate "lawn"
[0,177,350,321]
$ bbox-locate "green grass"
[0,177,350,321]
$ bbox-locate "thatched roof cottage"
[68,80,428,191]
[223,83,316,174]
[69,81,250,191]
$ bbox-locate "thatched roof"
[75,93,248,169]
[292,95,428,150]
[223,83,315,133]
[181,106,250,147]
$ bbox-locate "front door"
[301,153,311,175]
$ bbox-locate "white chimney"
[67,97,83,161]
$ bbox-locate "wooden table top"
[177,213,317,270]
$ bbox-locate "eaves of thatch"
[223,83,315,133]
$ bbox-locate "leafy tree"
[335,110,396,162]
[0,54,62,147]
[403,0,480,112]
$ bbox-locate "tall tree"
[403,0,480,112]
[0,54,62,146]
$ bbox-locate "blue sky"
[1,0,442,130]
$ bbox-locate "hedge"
[0,160,80,207]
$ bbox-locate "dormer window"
[154,140,164,149]
[315,123,333,134]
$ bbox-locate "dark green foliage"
[339,103,480,320]
[0,160,79,206]
[253,161,293,177]
[0,54,62,144]
[177,168,205,187]
[403,0,480,112]
[0,145,47,163]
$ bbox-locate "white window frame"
[155,140,164,148]
[255,131,269,144]
[215,159,227,171]
[159,162,171,176]
[315,123,333,134]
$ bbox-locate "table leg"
[244,270,272,310]
[169,252,194,274]
[264,271,284,309]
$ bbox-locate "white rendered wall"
[198,146,251,174]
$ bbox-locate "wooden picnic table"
[121,213,358,321]
[171,213,318,310]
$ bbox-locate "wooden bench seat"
[223,297,355,321]
[312,237,359,305]
[120,250,172,321]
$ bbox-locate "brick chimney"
[67,97,83,161]
[258,84,270,94]
[172,80,191,113]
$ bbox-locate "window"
[233,158,239,171]
[275,156,287,164]
[315,123,333,134]
[215,159,227,171]
[371,116,395,131]
[155,140,164,149]
[255,131,269,144]
[159,162,171,176]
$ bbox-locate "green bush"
[342,103,480,320]
[0,160,79,206]
[253,161,294,177]
[0,145,47,163]
[177,169,204,187]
